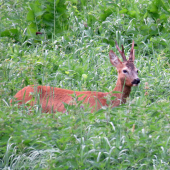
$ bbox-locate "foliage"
[0,0,170,169]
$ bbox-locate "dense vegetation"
[0,0,170,169]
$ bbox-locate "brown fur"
[11,41,139,113]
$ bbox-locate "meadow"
[0,0,170,169]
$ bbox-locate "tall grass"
[0,0,170,169]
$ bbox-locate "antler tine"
[129,40,135,61]
[121,44,125,56]
[115,41,127,61]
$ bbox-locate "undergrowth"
[0,0,170,169]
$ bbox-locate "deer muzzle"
[132,78,140,86]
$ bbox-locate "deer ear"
[109,50,122,67]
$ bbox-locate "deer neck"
[110,78,131,104]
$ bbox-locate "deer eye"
[137,70,139,74]
[123,70,128,73]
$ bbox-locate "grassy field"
[0,0,170,169]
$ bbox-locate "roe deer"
[11,40,140,113]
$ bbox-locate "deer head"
[109,40,140,87]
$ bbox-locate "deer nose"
[132,78,140,85]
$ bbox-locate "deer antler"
[128,40,135,61]
[115,41,127,61]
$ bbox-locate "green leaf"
[151,111,160,117]
[0,29,18,38]
[128,10,137,18]
[27,9,35,21]
[69,0,78,3]
[99,8,113,21]
[119,8,128,14]
[34,6,44,17]
[27,23,37,36]
[160,14,168,21]
[149,5,158,13]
